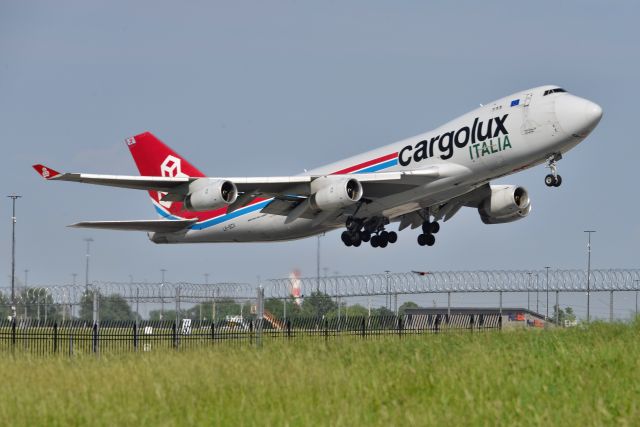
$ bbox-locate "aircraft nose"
[555,95,603,137]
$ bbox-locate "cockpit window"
[543,88,567,96]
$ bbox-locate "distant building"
[404,307,554,330]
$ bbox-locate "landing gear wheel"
[371,235,379,248]
[341,231,352,246]
[545,174,556,187]
[417,234,427,246]
[553,175,562,187]
[360,232,371,243]
[352,239,361,247]
[387,231,398,244]
[429,222,440,234]
[425,234,435,246]
[380,231,389,240]
[379,239,388,248]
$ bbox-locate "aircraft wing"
[33,163,451,195]
[33,162,469,226]
[69,219,197,232]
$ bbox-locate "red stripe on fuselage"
[331,153,397,175]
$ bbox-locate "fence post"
[211,322,215,343]
[287,320,291,339]
[499,315,503,330]
[361,317,366,339]
[470,314,474,333]
[92,322,98,354]
[133,322,138,352]
[398,316,403,338]
[324,318,328,341]
[53,322,58,354]
[172,322,178,349]
[11,318,16,349]
[256,286,264,348]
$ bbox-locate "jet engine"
[309,176,363,211]
[184,179,238,211]
[478,185,531,224]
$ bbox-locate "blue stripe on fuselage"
[355,158,398,173]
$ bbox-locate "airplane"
[33,85,602,248]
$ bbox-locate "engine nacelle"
[309,176,363,211]
[478,185,531,224]
[183,179,238,211]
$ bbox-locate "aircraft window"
[543,88,567,96]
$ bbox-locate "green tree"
[343,304,368,318]
[551,305,577,325]
[301,291,337,317]
[398,301,419,316]
[18,288,60,322]
[79,291,136,321]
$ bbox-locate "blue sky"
[1,1,638,315]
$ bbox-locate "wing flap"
[68,219,197,232]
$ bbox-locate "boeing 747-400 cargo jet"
[34,85,602,248]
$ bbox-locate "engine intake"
[309,177,363,211]
[184,179,238,211]
[478,185,531,224]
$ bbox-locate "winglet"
[32,164,62,180]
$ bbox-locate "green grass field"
[1,322,638,426]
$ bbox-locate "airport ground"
[1,320,638,426]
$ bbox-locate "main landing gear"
[417,219,439,247]
[341,217,398,249]
[544,153,563,187]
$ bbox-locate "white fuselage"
[151,85,602,243]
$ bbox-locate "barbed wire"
[0,281,255,305]
[1,269,639,305]
[265,269,640,298]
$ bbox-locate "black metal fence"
[0,313,501,356]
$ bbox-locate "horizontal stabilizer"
[68,219,197,232]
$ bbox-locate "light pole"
[160,269,166,320]
[316,235,321,293]
[84,237,94,292]
[527,272,532,311]
[545,267,550,321]
[8,194,21,319]
[635,280,638,319]
[536,273,539,314]
[584,230,595,322]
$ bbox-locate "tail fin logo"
[158,155,188,208]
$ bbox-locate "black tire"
[387,231,398,244]
[545,174,556,187]
[554,175,563,187]
[379,239,388,248]
[417,234,427,246]
[425,234,435,246]
[341,231,351,246]
[360,232,371,242]
[353,239,361,247]
[371,235,379,248]
[380,230,388,240]
[429,222,440,234]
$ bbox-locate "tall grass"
[0,322,638,426]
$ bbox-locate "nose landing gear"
[544,153,563,187]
